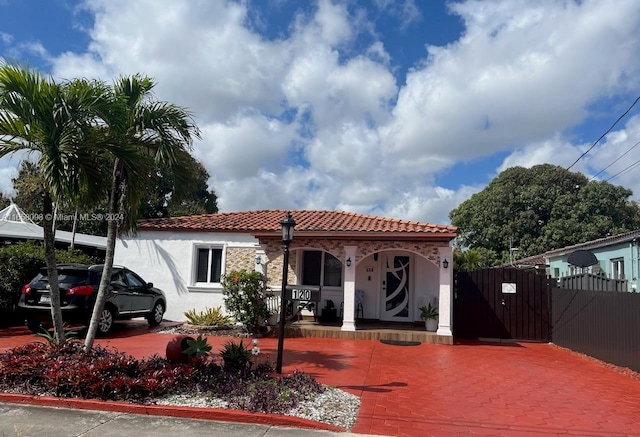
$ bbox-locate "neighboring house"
[0,202,106,254]
[114,210,457,337]
[545,229,640,292]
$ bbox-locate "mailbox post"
[276,212,295,374]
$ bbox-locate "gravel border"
[156,387,360,430]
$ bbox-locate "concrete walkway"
[2,321,640,436]
[0,403,371,437]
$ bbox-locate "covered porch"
[256,224,456,341]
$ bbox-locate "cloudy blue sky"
[2,0,640,225]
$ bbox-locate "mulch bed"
[551,343,640,382]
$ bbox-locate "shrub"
[221,269,270,335]
[184,306,234,328]
[219,339,251,373]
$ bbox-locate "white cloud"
[382,0,640,165]
[0,155,22,198]
[197,114,298,182]
[373,0,422,29]
[0,32,12,45]
[3,0,640,225]
[498,136,587,173]
[583,114,640,198]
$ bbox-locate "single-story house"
[545,229,640,292]
[114,210,457,337]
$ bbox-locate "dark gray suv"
[18,264,166,335]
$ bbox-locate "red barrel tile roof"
[138,210,457,237]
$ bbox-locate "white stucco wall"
[414,255,440,321]
[115,230,260,321]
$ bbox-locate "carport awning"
[0,203,107,250]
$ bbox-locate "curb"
[0,393,344,432]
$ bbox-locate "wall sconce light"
[442,259,449,269]
[346,257,352,267]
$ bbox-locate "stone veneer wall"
[225,247,257,273]
[261,238,444,270]
[265,252,297,289]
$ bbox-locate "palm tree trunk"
[71,207,78,250]
[84,160,122,350]
[42,192,65,343]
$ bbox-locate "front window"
[195,247,223,284]
[301,250,342,287]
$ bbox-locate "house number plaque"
[284,285,321,302]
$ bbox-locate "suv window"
[111,270,127,289]
[33,268,88,285]
[125,271,146,288]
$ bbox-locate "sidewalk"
[2,321,640,436]
[0,403,374,437]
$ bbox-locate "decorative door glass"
[382,254,410,320]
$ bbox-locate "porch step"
[284,321,453,345]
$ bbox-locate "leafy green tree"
[453,247,498,272]
[12,160,111,237]
[138,155,217,219]
[449,164,640,264]
[84,75,200,350]
[0,64,105,343]
[12,155,214,235]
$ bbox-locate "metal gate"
[454,267,551,341]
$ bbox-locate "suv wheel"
[147,302,164,326]
[97,307,114,334]
[26,319,43,334]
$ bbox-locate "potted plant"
[166,334,195,362]
[166,334,212,363]
[419,303,439,332]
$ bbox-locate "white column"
[437,246,453,337]
[341,245,357,331]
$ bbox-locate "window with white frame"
[195,247,223,284]
[611,258,625,280]
[301,250,342,287]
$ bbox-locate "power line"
[589,139,640,181]
[605,157,640,183]
[566,95,640,171]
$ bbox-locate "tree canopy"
[0,65,206,344]
[138,156,218,219]
[11,154,217,236]
[84,74,200,350]
[449,164,640,264]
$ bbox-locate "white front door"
[380,252,412,321]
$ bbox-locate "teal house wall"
[546,230,640,292]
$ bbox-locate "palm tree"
[84,75,200,349]
[0,63,105,343]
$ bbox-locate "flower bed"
[0,340,359,429]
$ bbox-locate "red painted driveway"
[2,322,640,436]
